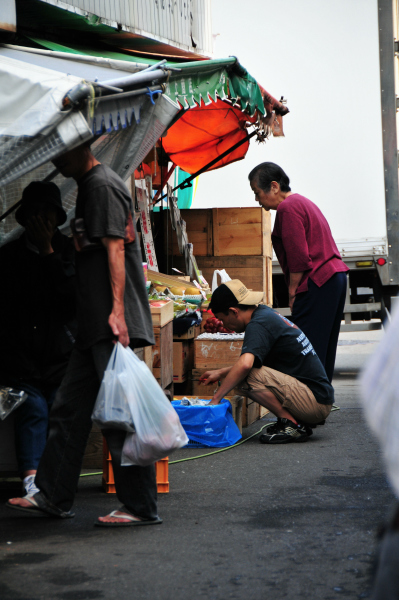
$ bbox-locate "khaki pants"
[238,366,332,425]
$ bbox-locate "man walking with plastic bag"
[7,143,161,527]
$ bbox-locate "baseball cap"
[209,279,264,314]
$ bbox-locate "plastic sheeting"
[0,44,180,246]
[0,92,179,247]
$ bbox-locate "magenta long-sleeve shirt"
[272,193,349,294]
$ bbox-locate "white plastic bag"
[360,304,399,497]
[211,269,231,292]
[93,343,188,464]
[0,386,27,420]
[112,343,189,466]
[92,343,135,432]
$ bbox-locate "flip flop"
[6,494,75,519]
[7,495,52,517]
[95,510,163,528]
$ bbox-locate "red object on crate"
[102,440,169,494]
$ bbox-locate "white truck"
[273,0,399,332]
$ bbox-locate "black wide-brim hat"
[15,181,67,227]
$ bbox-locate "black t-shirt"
[74,164,154,349]
[241,305,334,405]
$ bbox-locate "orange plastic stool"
[102,439,169,494]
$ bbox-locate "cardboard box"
[194,338,243,369]
[173,340,191,382]
[150,299,173,327]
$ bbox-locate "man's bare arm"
[199,367,232,386]
[210,353,255,404]
[102,237,129,347]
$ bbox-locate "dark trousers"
[292,272,347,382]
[11,381,58,476]
[35,340,158,519]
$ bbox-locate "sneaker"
[259,418,313,444]
[23,475,40,497]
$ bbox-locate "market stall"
[0,39,288,467]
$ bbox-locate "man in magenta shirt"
[248,162,348,382]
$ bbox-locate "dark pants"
[11,381,58,476]
[35,340,158,519]
[292,272,347,382]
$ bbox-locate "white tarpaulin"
[0,52,87,137]
[0,44,180,246]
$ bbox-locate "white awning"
[0,45,179,185]
[0,44,180,246]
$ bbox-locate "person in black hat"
[200,279,334,443]
[0,181,76,496]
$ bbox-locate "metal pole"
[378,0,399,285]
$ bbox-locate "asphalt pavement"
[0,327,394,600]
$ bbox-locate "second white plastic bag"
[113,344,189,466]
[92,344,135,432]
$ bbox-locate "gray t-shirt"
[74,164,154,349]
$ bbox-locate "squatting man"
[200,280,334,443]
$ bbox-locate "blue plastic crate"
[172,399,242,448]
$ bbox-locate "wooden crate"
[173,325,196,340]
[166,207,271,257]
[198,255,272,306]
[153,321,173,388]
[172,340,191,383]
[150,299,174,327]
[162,207,273,306]
[134,346,153,373]
[242,399,260,427]
[174,395,243,434]
[194,337,243,369]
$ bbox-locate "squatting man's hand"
[199,369,225,405]
[199,370,222,386]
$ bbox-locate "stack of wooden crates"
[162,207,273,426]
[150,300,174,393]
[163,207,272,306]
